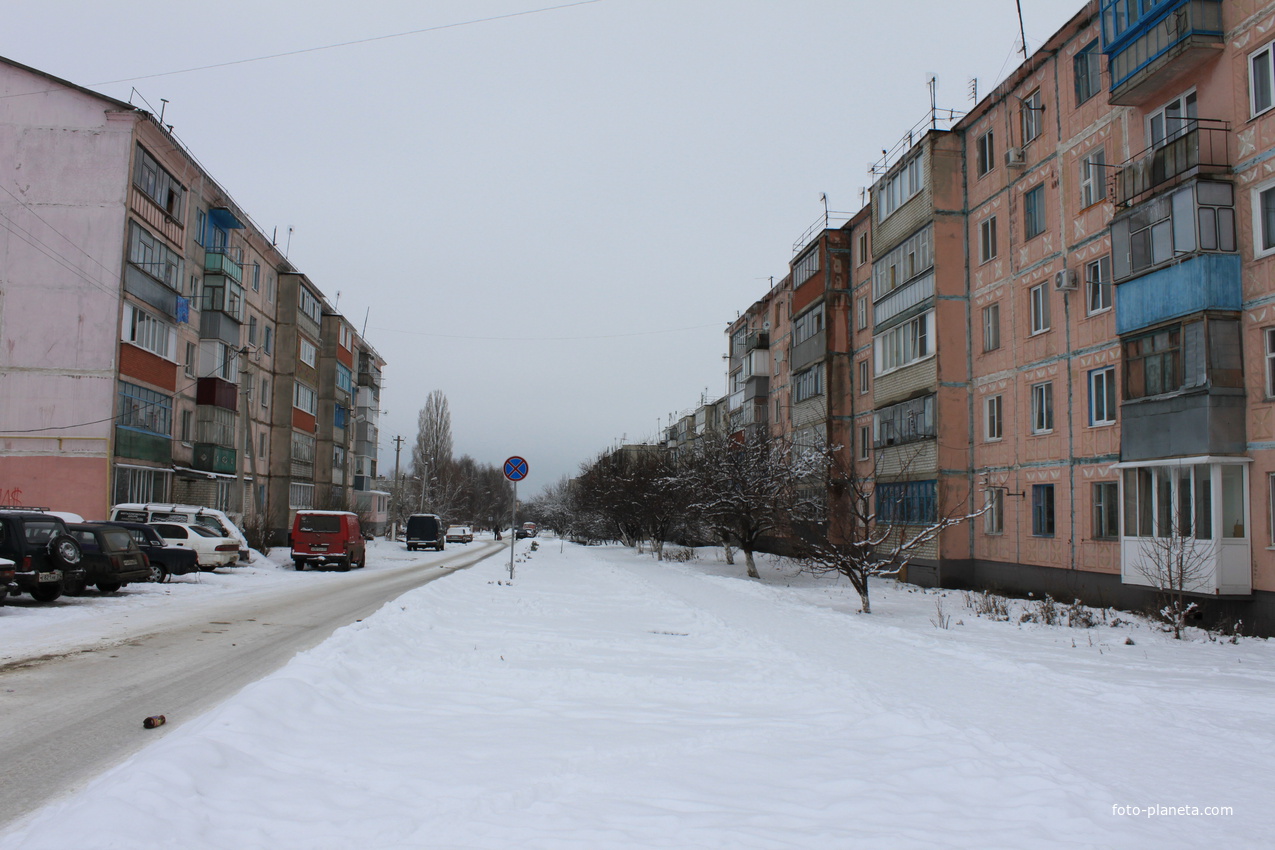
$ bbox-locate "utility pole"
[235,347,252,528]
[391,434,405,540]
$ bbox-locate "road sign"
[503,456,528,482]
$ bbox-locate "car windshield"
[195,517,231,536]
[101,529,134,550]
[24,521,61,545]
[299,515,341,533]
[189,526,219,538]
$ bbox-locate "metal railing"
[1110,119,1229,208]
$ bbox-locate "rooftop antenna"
[1016,0,1028,58]
[159,99,169,123]
[927,74,939,128]
[361,306,370,338]
[969,78,978,103]
[285,226,294,259]
[271,226,278,246]
[820,192,829,228]
[334,290,341,310]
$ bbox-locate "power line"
[88,1,606,87]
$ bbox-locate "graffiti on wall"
[0,488,23,506]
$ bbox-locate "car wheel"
[30,585,62,603]
[293,559,305,571]
[149,563,167,583]
[97,581,122,593]
[337,557,351,572]
[63,578,87,596]
[358,552,366,569]
[47,534,83,568]
[199,565,217,572]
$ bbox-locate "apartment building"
[0,56,386,535]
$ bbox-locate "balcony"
[204,246,243,285]
[791,329,826,371]
[358,361,382,389]
[1114,253,1239,335]
[1111,120,1230,208]
[729,400,768,432]
[196,377,239,412]
[201,275,245,323]
[743,375,770,402]
[1102,0,1223,106]
[746,331,769,352]
[192,443,236,475]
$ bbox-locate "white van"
[109,503,250,562]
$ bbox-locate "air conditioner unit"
[1054,268,1079,291]
[1006,147,1026,167]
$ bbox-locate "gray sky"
[9,0,1080,492]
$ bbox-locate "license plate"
[312,544,328,552]
[38,571,61,583]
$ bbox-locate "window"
[260,377,269,409]
[133,144,185,218]
[1123,464,1225,541]
[1114,181,1235,279]
[793,305,825,345]
[793,248,820,285]
[118,382,171,435]
[199,339,239,382]
[1086,256,1112,314]
[1080,148,1106,208]
[248,315,258,346]
[194,209,206,247]
[793,365,824,403]
[1029,283,1050,334]
[184,342,195,378]
[294,381,317,415]
[858,359,869,395]
[1253,41,1275,117]
[1021,89,1043,144]
[1093,481,1119,539]
[985,487,1005,534]
[266,274,276,304]
[252,262,261,292]
[113,466,169,505]
[263,326,273,356]
[1074,39,1101,105]
[337,363,353,394]
[978,216,997,263]
[985,394,1003,441]
[1024,185,1046,239]
[260,432,268,459]
[1254,180,1275,257]
[1123,326,1180,399]
[874,395,935,448]
[1032,484,1055,536]
[876,480,937,525]
[180,409,192,443]
[875,310,934,375]
[299,337,318,368]
[858,425,870,461]
[289,482,314,510]
[1031,381,1053,433]
[1266,328,1275,398]
[1090,367,1117,426]
[128,221,184,290]
[878,153,924,220]
[976,131,995,177]
[857,231,869,265]
[857,296,868,330]
[121,303,175,360]
[983,303,1001,352]
[299,287,322,324]
[334,404,349,430]
[1148,90,1197,148]
[872,225,933,300]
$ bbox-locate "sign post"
[503,456,528,580]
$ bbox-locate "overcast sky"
[9,0,1081,492]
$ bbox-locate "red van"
[290,511,366,571]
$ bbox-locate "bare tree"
[792,445,984,614]
[411,390,453,511]
[1135,498,1212,639]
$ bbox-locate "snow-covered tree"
[410,390,453,513]
[1135,497,1212,639]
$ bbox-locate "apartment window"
[1253,41,1275,117]
[793,305,825,345]
[1075,39,1101,105]
[1086,256,1112,314]
[128,221,184,290]
[1024,185,1046,239]
[878,153,924,220]
[289,482,315,510]
[857,296,868,330]
[263,326,273,356]
[199,339,239,382]
[1032,484,1056,536]
[294,381,317,415]
[194,209,206,247]
[877,480,937,525]
[858,359,869,395]
[1148,90,1197,148]
[337,363,353,394]
[793,365,824,403]
[858,425,870,461]
[248,315,258,346]
[983,303,1001,352]
[857,231,869,266]
[872,225,933,300]
[1031,382,1054,433]
[1080,148,1106,208]
[300,337,318,367]
[260,377,270,409]
[874,394,935,448]
[252,263,261,292]
[985,394,1003,441]
[985,487,1005,534]
[1029,283,1050,334]
[1093,481,1119,539]
[113,466,170,505]
[335,404,348,430]
[180,409,192,443]
[1123,326,1180,398]
[184,342,196,378]
[121,303,175,360]
[793,248,820,285]
[1089,367,1117,426]
[1266,328,1275,397]
[299,287,322,324]
[1254,180,1275,257]
[978,216,998,263]
[976,130,995,177]
[118,382,171,435]
[260,432,268,459]
[132,144,185,218]
[266,274,276,304]
[1021,89,1043,144]
[875,310,934,375]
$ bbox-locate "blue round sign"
[503,456,528,481]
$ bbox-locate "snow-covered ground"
[1,538,1270,849]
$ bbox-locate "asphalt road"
[0,540,504,829]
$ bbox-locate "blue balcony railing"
[1102,0,1223,104]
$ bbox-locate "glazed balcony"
[203,245,243,285]
[192,443,236,475]
[1102,0,1223,106]
[1111,120,1230,208]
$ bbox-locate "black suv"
[66,523,154,593]
[100,521,199,582]
[0,508,86,603]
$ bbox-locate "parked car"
[290,511,366,571]
[111,503,250,561]
[65,522,154,593]
[100,521,200,582]
[149,522,239,570]
[0,557,15,606]
[0,507,86,602]
[445,525,474,544]
[516,522,538,539]
[405,514,445,552]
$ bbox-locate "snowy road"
[0,539,504,828]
